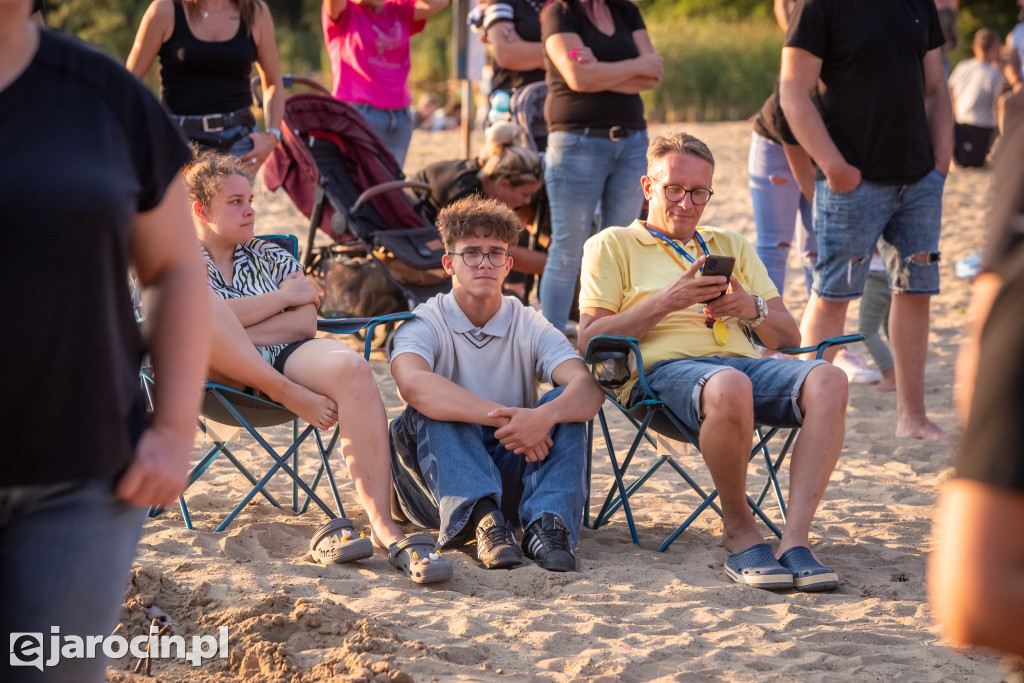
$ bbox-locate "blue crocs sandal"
[777,546,840,592]
[725,543,794,590]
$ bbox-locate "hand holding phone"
[700,255,735,302]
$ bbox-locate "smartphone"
[701,255,735,301]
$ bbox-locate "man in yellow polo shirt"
[577,132,849,592]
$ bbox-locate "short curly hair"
[436,195,523,251]
[183,149,255,210]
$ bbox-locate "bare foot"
[721,524,767,555]
[895,417,951,444]
[274,383,337,429]
[370,525,407,550]
[875,369,896,393]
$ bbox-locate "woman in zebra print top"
[185,152,430,564]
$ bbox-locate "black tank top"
[158,0,257,116]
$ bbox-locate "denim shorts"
[630,356,829,434]
[812,169,945,300]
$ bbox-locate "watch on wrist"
[266,127,282,143]
[743,294,768,329]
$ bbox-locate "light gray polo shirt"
[391,293,580,408]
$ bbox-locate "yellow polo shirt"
[579,220,779,402]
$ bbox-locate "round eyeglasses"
[647,176,714,205]
[449,248,511,267]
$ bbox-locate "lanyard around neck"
[647,227,709,269]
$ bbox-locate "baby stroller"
[509,81,548,154]
[261,83,449,331]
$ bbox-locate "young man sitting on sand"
[389,196,604,571]
[577,133,849,591]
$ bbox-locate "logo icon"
[10,632,44,671]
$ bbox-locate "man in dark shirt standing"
[780,0,953,443]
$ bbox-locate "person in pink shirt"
[322,0,448,167]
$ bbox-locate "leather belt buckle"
[609,126,628,141]
[202,114,226,133]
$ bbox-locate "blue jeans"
[632,356,828,434]
[748,132,817,297]
[540,129,649,332]
[1,479,146,683]
[390,386,588,549]
[812,169,945,300]
[349,103,414,168]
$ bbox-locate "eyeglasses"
[647,177,714,206]
[449,248,510,267]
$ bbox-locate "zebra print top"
[203,239,303,365]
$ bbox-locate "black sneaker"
[522,513,576,572]
[475,511,525,569]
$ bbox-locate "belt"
[565,126,642,141]
[175,107,255,134]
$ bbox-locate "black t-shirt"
[413,158,485,224]
[541,0,647,132]
[158,0,258,115]
[753,82,799,146]
[0,29,191,486]
[484,0,546,93]
[785,0,944,185]
[956,121,1024,493]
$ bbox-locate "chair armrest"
[774,334,866,360]
[317,311,416,359]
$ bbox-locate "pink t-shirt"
[322,0,425,109]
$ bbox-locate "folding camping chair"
[143,234,413,531]
[583,333,863,552]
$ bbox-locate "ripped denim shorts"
[811,168,944,300]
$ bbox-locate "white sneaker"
[832,348,882,384]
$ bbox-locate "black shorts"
[272,339,313,374]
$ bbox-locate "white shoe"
[832,349,882,384]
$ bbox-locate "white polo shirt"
[391,293,580,408]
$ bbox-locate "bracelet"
[741,294,767,329]
[265,127,282,143]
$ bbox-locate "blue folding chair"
[143,234,413,531]
[583,334,863,552]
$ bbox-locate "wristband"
[266,127,283,143]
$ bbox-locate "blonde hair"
[477,122,542,187]
[183,150,254,210]
[436,195,523,251]
[183,0,259,36]
[647,132,715,173]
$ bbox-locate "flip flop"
[309,517,374,564]
[724,543,794,590]
[388,533,453,584]
[777,546,840,592]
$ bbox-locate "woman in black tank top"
[128,0,285,169]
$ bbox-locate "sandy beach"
[110,121,1004,682]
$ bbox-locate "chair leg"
[299,427,345,518]
[584,418,594,529]
[211,396,342,531]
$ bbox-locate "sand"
[110,122,1005,682]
